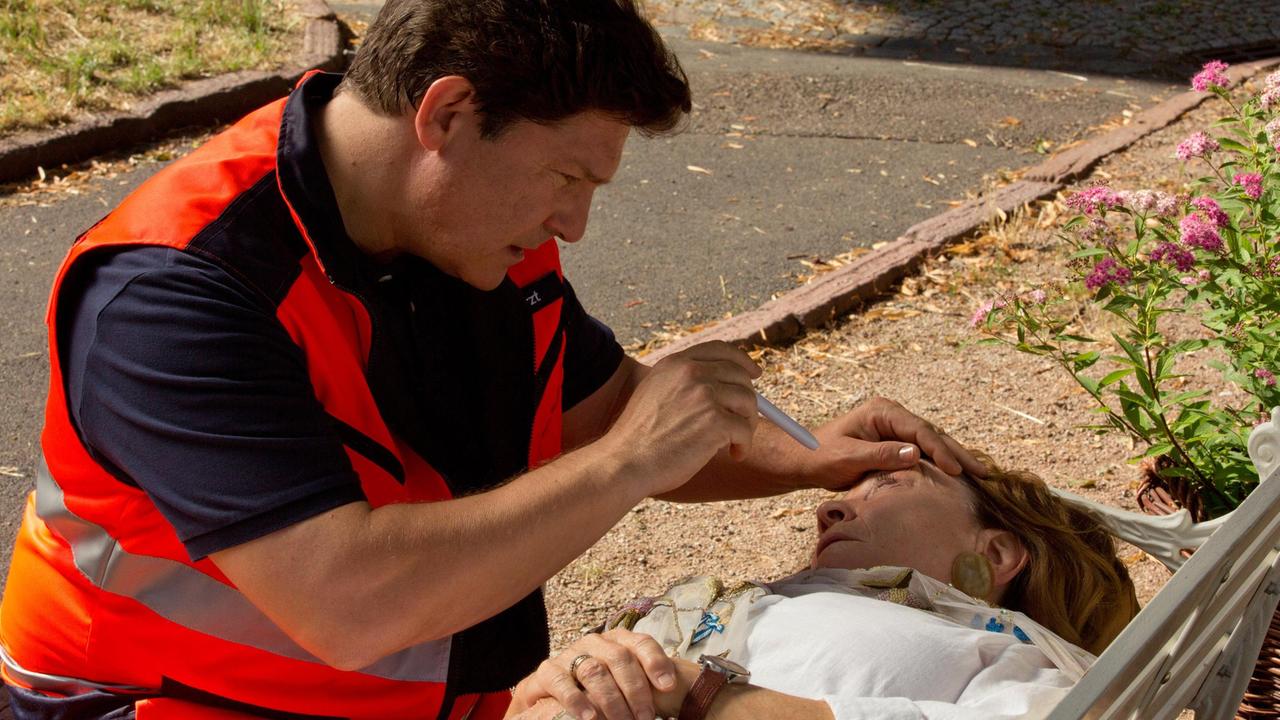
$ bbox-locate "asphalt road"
[0,21,1177,579]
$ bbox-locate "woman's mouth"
[815,530,857,557]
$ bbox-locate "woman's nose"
[816,499,853,530]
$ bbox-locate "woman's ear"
[977,528,1029,591]
[412,75,480,152]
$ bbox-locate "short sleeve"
[59,246,365,560]
[559,279,624,410]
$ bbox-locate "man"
[0,1,981,718]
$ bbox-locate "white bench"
[1048,408,1280,719]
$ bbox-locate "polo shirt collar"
[275,71,387,291]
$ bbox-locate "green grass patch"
[0,0,296,137]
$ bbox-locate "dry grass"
[0,0,296,137]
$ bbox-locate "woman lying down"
[506,452,1139,720]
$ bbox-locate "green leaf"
[1072,351,1102,371]
[1070,247,1110,260]
[1076,374,1100,396]
[1100,368,1134,387]
[1218,138,1252,154]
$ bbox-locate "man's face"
[811,462,983,583]
[406,111,630,290]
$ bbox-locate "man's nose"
[545,189,593,244]
[816,498,854,530]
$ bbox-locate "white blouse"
[740,590,1076,719]
[618,568,1094,720]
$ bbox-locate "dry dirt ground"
[543,84,1254,651]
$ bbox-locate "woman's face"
[811,461,984,583]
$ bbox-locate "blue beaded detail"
[1013,626,1031,644]
[692,611,726,644]
[985,616,1005,633]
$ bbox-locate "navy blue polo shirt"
[57,78,624,564]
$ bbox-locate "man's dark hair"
[341,0,692,138]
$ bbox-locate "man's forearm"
[657,421,816,502]
[215,435,651,670]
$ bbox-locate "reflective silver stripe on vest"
[0,643,152,696]
[33,457,451,683]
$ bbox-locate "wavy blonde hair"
[960,451,1139,656]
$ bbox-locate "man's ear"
[977,528,1029,590]
[413,75,480,152]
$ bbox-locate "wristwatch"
[677,654,751,720]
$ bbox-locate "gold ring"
[568,653,592,680]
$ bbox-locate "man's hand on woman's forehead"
[801,397,986,492]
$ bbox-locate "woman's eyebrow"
[918,458,962,489]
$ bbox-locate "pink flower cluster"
[969,297,1008,328]
[1235,173,1264,200]
[1181,269,1213,286]
[1191,60,1230,92]
[1263,87,1280,111]
[1065,185,1124,215]
[1118,189,1179,217]
[1176,131,1219,161]
[1085,257,1132,290]
[1077,216,1112,245]
[1180,213,1224,252]
[1191,196,1230,228]
[1150,242,1196,272]
[1027,289,1047,304]
[1264,70,1280,109]
[1257,369,1277,387]
[1267,118,1280,153]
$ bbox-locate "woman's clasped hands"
[506,628,678,720]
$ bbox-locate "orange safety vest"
[0,73,565,720]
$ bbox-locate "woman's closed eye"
[863,474,900,499]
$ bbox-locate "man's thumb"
[881,442,918,467]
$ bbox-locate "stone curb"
[0,0,346,186]
[645,57,1280,364]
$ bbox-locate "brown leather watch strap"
[677,664,730,720]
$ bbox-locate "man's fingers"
[536,659,597,720]
[610,631,677,691]
[675,341,761,380]
[572,654,637,720]
[582,637,656,720]
[866,398,984,477]
[515,698,575,720]
[715,381,759,423]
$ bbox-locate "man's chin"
[456,267,508,291]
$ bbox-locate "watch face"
[699,654,750,681]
